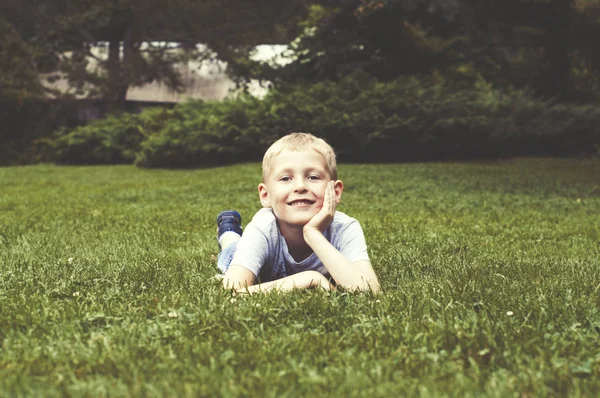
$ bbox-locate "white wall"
[41,44,289,103]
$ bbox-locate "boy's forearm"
[236,271,332,294]
[303,228,381,293]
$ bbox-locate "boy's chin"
[277,215,315,228]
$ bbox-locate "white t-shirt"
[231,208,370,282]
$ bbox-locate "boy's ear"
[258,183,271,208]
[333,180,344,203]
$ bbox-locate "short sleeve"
[230,222,269,277]
[335,220,370,263]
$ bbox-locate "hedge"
[46,73,600,167]
[0,98,78,166]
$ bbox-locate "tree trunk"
[544,0,573,99]
[106,26,133,112]
[107,38,123,112]
[119,27,133,108]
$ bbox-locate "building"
[40,44,289,121]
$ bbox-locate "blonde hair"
[262,133,337,181]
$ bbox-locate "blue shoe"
[216,210,243,240]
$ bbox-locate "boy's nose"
[294,178,307,191]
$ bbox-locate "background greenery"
[46,73,600,167]
[2,1,600,166]
[1,159,599,396]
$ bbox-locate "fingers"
[330,182,334,210]
[323,181,330,211]
[327,181,336,214]
[331,182,336,206]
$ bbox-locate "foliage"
[1,0,307,110]
[259,0,464,84]
[49,112,146,165]
[259,0,600,101]
[0,18,44,98]
[0,99,80,166]
[0,6,68,165]
[1,160,599,395]
[134,97,266,168]
[46,72,600,167]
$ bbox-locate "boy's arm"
[304,230,380,293]
[303,181,381,293]
[222,265,256,290]
[223,264,333,293]
[235,270,332,294]
[223,265,332,293]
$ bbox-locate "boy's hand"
[304,181,337,236]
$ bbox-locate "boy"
[216,133,380,294]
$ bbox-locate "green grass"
[1,158,599,397]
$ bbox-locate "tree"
[0,19,44,100]
[471,0,575,98]
[4,0,308,110]
[262,0,600,100]
[0,0,52,100]
[254,0,486,85]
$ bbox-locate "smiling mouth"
[287,199,315,206]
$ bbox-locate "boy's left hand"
[304,180,337,235]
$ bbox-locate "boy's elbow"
[221,277,234,290]
[367,282,382,294]
[222,277,252,291]
[221,265,256,290]
[346,261,380,294]
[350,278,381,294]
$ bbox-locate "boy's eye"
[308,175,321,180]
[279,176,291,182]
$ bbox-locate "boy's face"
[258,149,342,230]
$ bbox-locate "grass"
[1,158,599,397]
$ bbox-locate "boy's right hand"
[304,181,337,237]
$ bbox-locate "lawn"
[1,158,599,397]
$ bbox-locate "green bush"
[0,98,75,166]
[134,97,266,168]
[49,111,150,165]
[46,73,600,167]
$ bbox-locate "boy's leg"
[216,210,242,273]
[220,232,241,251]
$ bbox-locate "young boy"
[216,133,380,294]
